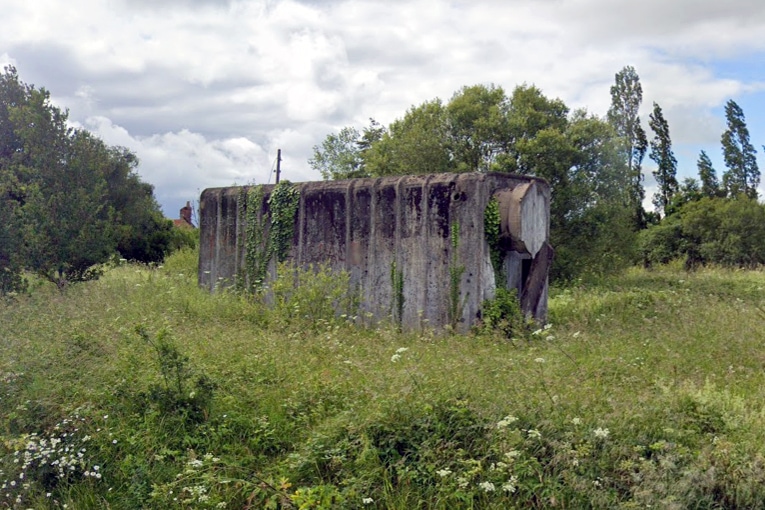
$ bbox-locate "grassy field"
[3,249,765,509]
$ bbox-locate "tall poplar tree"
[721,99,759,199]
[697,150,720,198]
[607,66,648,228]
[648,102,678,215]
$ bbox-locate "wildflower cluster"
[150,451,229,508]
[436,454,522,501]
[1,410,103,507]
[390,347,408,363]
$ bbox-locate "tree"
[648,102,678,216]
[607,66,648,229]
[365,99,454,176]
[696,150,721,198]
[446,84,509,172]
[0,67,180,290]
[497,84,569,175]
[310,82,638,281]
[0,170,26,294]
[721,99,759,199]
[309,126,365,180]
[496,86,635,279]
[17,123,116,288]
[308,119,385,180]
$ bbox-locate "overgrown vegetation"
[640,195,765,268]
[0,66,193,295]
[237,181,300,293]
[5,249,765,508]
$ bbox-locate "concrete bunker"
[198,172,551,332]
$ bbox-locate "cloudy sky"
[3,0,765,218]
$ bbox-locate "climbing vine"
[480,195,525,338]
[484,196,508,286]
[241,185,269,292]
[238,181,300,293]
[268,181,300,263]
[448,221,466,330]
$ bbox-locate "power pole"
[275,149,282,184]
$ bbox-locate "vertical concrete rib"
[297,182,306,266]
[345,179,354,274]
[367,178,379,317]
[213,189,222,289]
[421,174,433,322]
[234,188,241,278]
[394,175,405,323]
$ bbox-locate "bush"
[477,287,527,338]
[270,262,358,329]
[640,196,765,269]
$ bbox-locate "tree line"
[309,66,763,280]
[0,66,194,294]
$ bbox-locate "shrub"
[134,325,215,424]
[640,196,765,269]
[477,287,527,338]
[270,262,358,329]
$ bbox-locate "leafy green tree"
[18,127,116,289]
[446,84,509,172]
[309,126,366,180]
[309,119,386,180]
[648,102,678,216]
[607,66,648,229]
[311,82,638,281]
[721,99,759,199]
[554,111,637,279]
[641,196,765,269]
[0,171,26,294]
[497,86,635,280]
[498,84,569,175]
[0,66,180,290]
[696,150,721,198]
[365,99,454,176]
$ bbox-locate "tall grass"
[3,250,765,508]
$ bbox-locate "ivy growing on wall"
[268,181,301,263]
[481,195,526,338]
[237,181,300,293]
[484,196,508,286]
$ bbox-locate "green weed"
[3,251,765,508]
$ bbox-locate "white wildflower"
[362,497,374,504]
[436,468,452,477]
[479,481,495,492]
[497,415,518,429]
[572,417,582,426]
[593,427,610,439]
[534,357,545,364]
[502,476,518,493]
[505,450,520,460]
[527,429,542,439]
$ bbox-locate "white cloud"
[2,0,765,215]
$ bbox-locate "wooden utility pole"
[275,149,282,184]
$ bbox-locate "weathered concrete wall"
[199,172,551,331]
